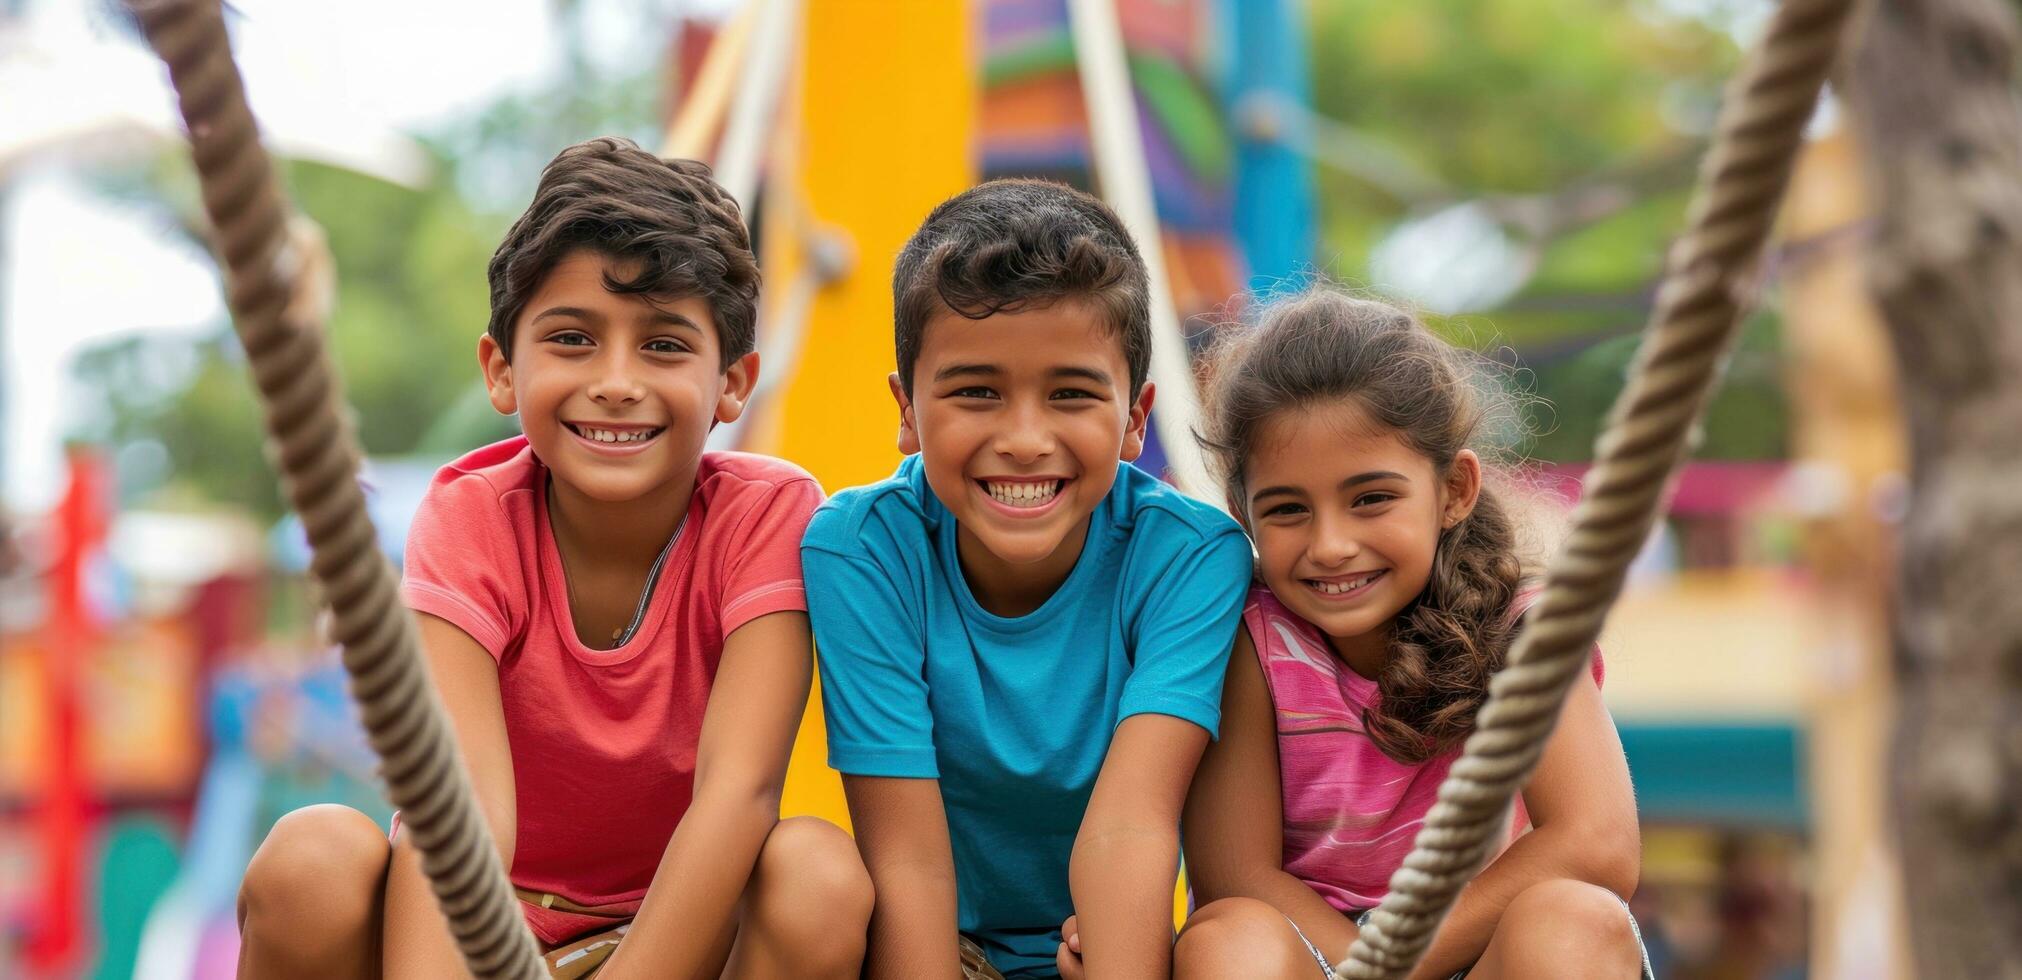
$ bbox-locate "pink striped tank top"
[1243,585,1604,912]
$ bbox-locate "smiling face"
[479,250,754,508]
[1242,398,1479,669]
[892,301,1153,596]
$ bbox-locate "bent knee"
[1176,898,1311,978]
[240,805,389,931]
[754,817,873,925]
[1499,879,1637,962]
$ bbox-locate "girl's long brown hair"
[1200,289,1529,765]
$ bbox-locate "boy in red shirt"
[235,137,871,979]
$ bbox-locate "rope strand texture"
[1335,0,1855,975]
[130,2,546,976]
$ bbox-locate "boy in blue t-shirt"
[803,179,1251,979]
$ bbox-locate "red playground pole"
[25,447,107,974]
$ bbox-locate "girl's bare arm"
[1403,670,1640,979]
[1182,627,1362,959]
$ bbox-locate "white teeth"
[579,427,656,444]
[1312,572,1379,595]
[985,480,1060,508]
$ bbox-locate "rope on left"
[128,1,547,975]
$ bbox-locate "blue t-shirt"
[803,456,1251,978]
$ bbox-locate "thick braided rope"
[1335,0,1855,975]
[130,2,546,976]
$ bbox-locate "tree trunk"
[1849,0,2022,975]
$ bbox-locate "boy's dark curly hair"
[892,178,1150,394]
[1200,289,1529,765]
[486,137,759,367]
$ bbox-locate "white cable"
[712,0,801,213]
[1065,0,1214,503]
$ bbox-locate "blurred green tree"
[70,0,1795,521]
[1308,0,1790,461]
[68,58,658,518]
[69,158,502,519]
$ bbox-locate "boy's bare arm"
[598,609,813,980]
[383,613,519,978]
[1403,673,1640,979]
[1069,712,1209,980]
[1182,630,1361,958]
[844,774,963,980]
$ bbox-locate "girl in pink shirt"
[1176,290,1650,979]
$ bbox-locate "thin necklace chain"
[552,479,686,649]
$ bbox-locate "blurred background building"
[1,1,1905,977]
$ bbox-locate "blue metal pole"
[1224,0,1318,295]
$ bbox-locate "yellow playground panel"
[753,0,977,831]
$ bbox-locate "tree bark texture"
[1849,0,2022,975]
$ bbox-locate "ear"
[715,351,761,424]
[888,372,920,455]
[478,333,516,415]
[1119,381,1157,463]
[1442,449,1483,529]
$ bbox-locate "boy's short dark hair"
[486,137,759,367]
[892,179,1150,395]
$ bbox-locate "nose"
[992,401,1056,465]
[587,350,646,406]
[1307,510,1361,568]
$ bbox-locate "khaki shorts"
[389,812,639,976]
[516,888,635,979]
[539,921,628,980]
[959,934,1009,980]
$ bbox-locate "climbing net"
[125,0,1856,976]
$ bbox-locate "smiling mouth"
[979,478,1067,509]
[565,422,667,445]
[1305,569,1386,597]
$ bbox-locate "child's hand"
[1054,914,1084,980]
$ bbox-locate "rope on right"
[1334,0,1857,975]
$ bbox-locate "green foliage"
[67,60,663,518]
[72,332,277,515]
[70,157,503,518]
[1306,0,1787,461]
[66,0,1794,517]
[1308,0,1734,198]
[1525,311,1789,462]
[285,160,501,463]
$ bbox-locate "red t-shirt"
[400,436,822,912]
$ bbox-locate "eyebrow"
[930,364,1114,385]
[1249,471,1409,505]
[1051,365,1113,386]
[530,306,601,326]
[933,363,1001,382]
[530,306,702,333]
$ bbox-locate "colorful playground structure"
[0,1,1901,977]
